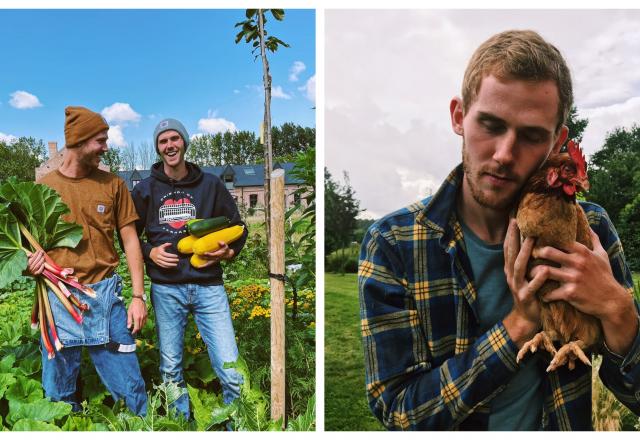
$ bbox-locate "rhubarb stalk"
[39,280,63,351]
[38,286,55,359]
[31,288,39,330]
[43,277,83,324]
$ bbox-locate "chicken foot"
[516,331,557,363]
[546,340,591,372]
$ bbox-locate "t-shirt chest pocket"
[82,200,114,231]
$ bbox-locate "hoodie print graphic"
[158,190,197,234]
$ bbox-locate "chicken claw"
[517,331,557,363]
[546,340,591,372]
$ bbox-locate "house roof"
[117,162,303,191]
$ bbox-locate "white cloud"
[101,102,141,125]
[107,125,127,148]
[190,133,205,140]
[198,117,237,134]
[9,90,42,109]
[299,75,316,104]
[289,61,306,82]
[580,96,640,158]
[0,132,18,144]
[233,89,240,94]
[272,86,292,100]
[325,10,640,218]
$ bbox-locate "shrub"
[326,244,359,273]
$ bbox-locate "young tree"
[324,168,361,256]
[236,8,290,252]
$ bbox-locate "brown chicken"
[515,140,601,372]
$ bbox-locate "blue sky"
[0,9,315,152]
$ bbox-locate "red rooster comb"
[567,140,588,181]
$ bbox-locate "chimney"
[48,141,58,158]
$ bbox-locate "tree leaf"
[270,9,285,20]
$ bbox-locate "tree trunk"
[258,10,272,256]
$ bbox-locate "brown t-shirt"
[37,168,139,284]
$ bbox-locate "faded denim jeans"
[151,282,243,420]
[41,274,147,415]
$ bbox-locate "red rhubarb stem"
[31,288,39,330]
[38,286,55,359]
[43,278,83,325]
[39,280,63,351]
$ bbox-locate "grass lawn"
[324,272,384,431]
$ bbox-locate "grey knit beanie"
[154,118,190,154]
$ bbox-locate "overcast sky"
[325,9,640,219]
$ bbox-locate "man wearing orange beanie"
[26,106,148,415]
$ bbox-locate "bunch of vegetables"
[0,177,94,359]
[176,216,245,268]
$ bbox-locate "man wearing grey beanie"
[132,118,247,422]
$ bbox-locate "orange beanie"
[64,106,109,148]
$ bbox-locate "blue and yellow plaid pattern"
[359,164,640,430]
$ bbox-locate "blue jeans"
[41,276,147,415]
[151,283,242,420]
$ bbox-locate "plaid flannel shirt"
[359,164,640,430]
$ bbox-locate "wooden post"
[270,168,286,427]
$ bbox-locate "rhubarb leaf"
[0,372,16,400]
[0,202,28,289]
[0,177,82,250]
[7,399,72,425]
[5,376,43,403]
[12,419,62,431]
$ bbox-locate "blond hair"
[462,30,573,131]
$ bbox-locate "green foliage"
[586,125,640,270]
[285,147,316,290]
[566,105,589,144]
[272,124,316,163]
[0,137,47,182]
[0,228,315,431]
[326,244,359,274]
[0,178,84,288]
[101,149,123,173]
[235,9,290,58]
[325,168,361,256]
[185,123,314,167]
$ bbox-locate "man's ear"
[450,97,464,136]
[552,125,569,155]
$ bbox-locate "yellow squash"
[193,225,245,255]
[176,234,198,254]
[190,253,209,268]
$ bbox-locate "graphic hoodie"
[131,161,248,285]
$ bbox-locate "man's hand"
[531,229,639,355]
[150,243,179,268]
[127,298,147,334]
[503,219,549,347]
[197,242,235,268]
[26,250,45,276]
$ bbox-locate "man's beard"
[461,142,519,212]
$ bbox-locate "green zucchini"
[187,216,231,237]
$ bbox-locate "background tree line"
[0,122,314,179]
